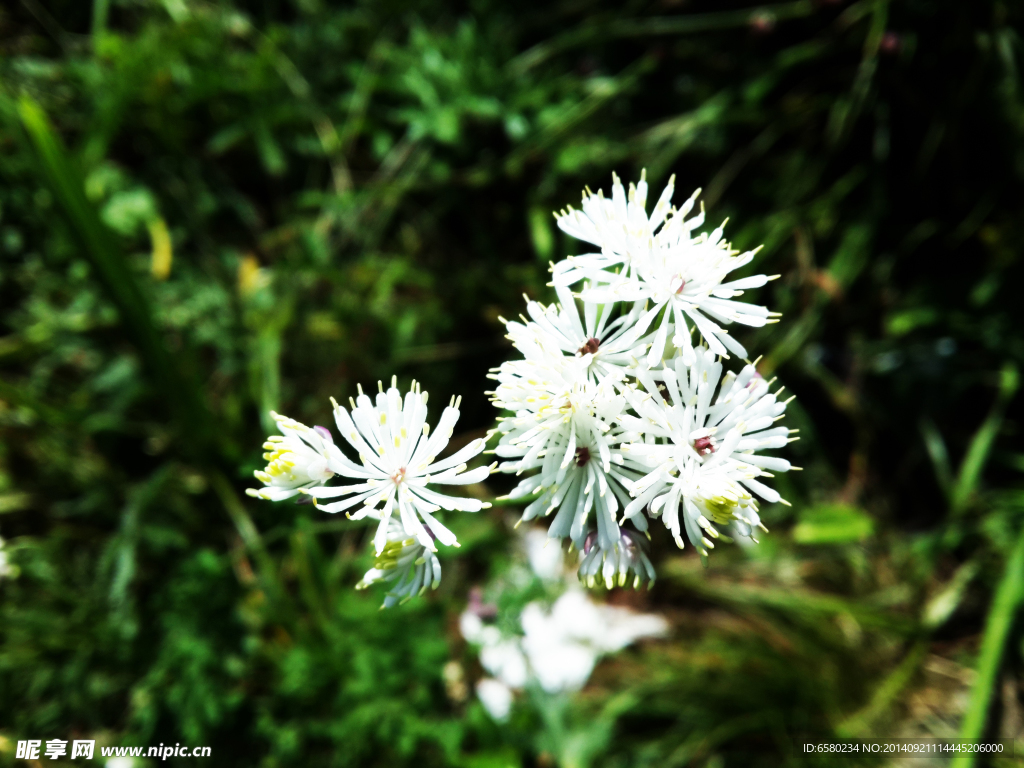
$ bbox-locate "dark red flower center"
[693,436,715,456]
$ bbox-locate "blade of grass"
[16,95,218,461]
[951,519,1024,768]
[920,417,954,501]
[951,365,1019,515]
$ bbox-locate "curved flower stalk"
[620,348,797,558]
[356,519,442,609]
[490,358,648,552]
[248,377,492,605]
[502,285,651,385]
[577,528,656,589]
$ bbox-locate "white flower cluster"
[490,172,797,583]
[247,377,492,606]
[245,171,796,605]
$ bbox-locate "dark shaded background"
[1,0,1024,766]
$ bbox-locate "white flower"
[621,348,796,557]
[552,170,680,288]
[356,518,442,608]
[475,678,514,721]
[599,215,778,367]
[553,172,778,367]
[577,528,656,589]
[501,285,650,385]
[247,412,337,501]
[302,378,493,556]
[491,358,647,551]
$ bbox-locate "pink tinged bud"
[583,530,598,555]
[314,426,333,442]
[675,278,687,294]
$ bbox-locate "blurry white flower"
[523,528,564,581]
[106,759,136,768]
[520,590,668,693]
[460,589,667,697]
[356,518,442,608]
[476,678,514,721]
[252,378,493,557]
[247,412,337,501]
[622,349,796,557]
[459,607,492,644]
[461,610,531,688]
[502,285,650,384]
[577,528,656,589]
[552,170,679,289]
[480,640,530,689]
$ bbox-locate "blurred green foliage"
[2,0,1024,766]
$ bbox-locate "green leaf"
[101,188,158,236]
[792,504,874,545]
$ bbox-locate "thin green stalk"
[951,520,1024,768]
